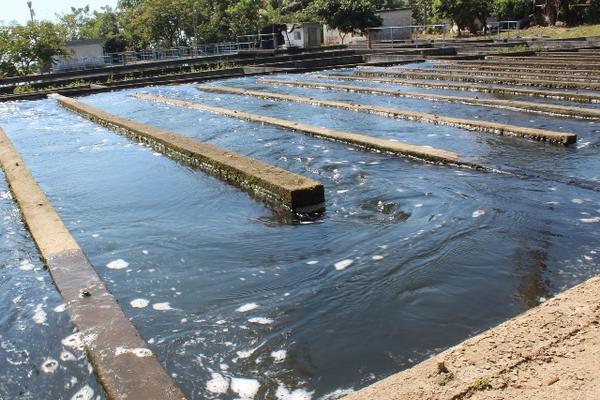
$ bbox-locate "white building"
[324,8,413,45]
[53,40,105,72]
[285,23,323,48]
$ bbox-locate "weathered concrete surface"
[416,67,600,83]
[132,93,478,168]
[197,85,576,146]
[53,94,325,213]
[259,78,600,120]
[488,55,600,64]
[0,127,187,400]
[455,59,600,71]
[319,74,600,104]
[354,69,600,91]
[433,63,600,77]
[345,275,600,400]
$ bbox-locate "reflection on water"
[0,68,599,399]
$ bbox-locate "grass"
[511,24,600,39]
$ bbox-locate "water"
[0,174,105,399]
[0,67,599,399]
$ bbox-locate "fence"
[367,25,448,49]
[487,21,521,38]
[236,33,284,50]
[53,42,240,73]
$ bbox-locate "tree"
[307,0,382,44]
[433,0,490,35]
[493,0,531,21]
[0,21,67,76]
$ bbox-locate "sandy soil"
[345,275,600,400]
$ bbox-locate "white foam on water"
[32,303,47,325]
[152,302,173,311]
[306,260,319,265]
[19,260,35,271]
[580,217,600,223]
[319,388,355,399]
[62,332,97,351]
[91,234,99,238]
[248,317,273,325]
[236,303,259,313]
[275,385,313,400]
[61,351,76,362]
[41,357,59,373]
[130,298,150,308]
[372,255,384,261]
[71,384,94,400]
[571,198,585,204]
[337,190,348,194]
[106,259,129,270]
[142,250,149,255]
[415,204,423,208]
[231,377,260,399]
[472,210,486,218]
[0,191,12,200]
[271,350,287,363]
[206,372,229,394]
[334,259,353,271]
[115,347,153,357]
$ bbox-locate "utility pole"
[26,1,35,22]
[193,9,198,56]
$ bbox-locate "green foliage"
[433,0,490,34]
[492,0,530,21]
[307,0,382,43]
[0,21,67,77]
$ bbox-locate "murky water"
[0,176,105,399]
[1,66,599,399]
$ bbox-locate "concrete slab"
[353,69,600,91]
[0,127,188,400]
[345,275,600,400]
[196,85,577,146]
[319,74,600,104]
[53,94,325,214]
[132,93,478,168]
[259,78,600,120]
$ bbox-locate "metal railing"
[52,42,240,73]
[487,20,521,39]
[367,25,448,49]
[236,33,284,50]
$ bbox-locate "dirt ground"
[345,276,600,400]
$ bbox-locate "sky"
[2,0,119,25]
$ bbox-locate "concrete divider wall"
[0,127,188,400]
[320,74,600,104]
[53,94,325,214]
[197,86,576,146]
[133,92,486,168]
[259,78,600,120]
[353,69,600,91]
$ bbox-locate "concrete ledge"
[455,59,600,71]
[53,94,325,214]
[320,74,600,104]
[0,127,187,400]
[132,93,477,168]
[345,275,600,400]
[197,85,576,146]
[354,69,600,91]
[259,78,600,120]
[433,63,600,77]
[418,67,600,83]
